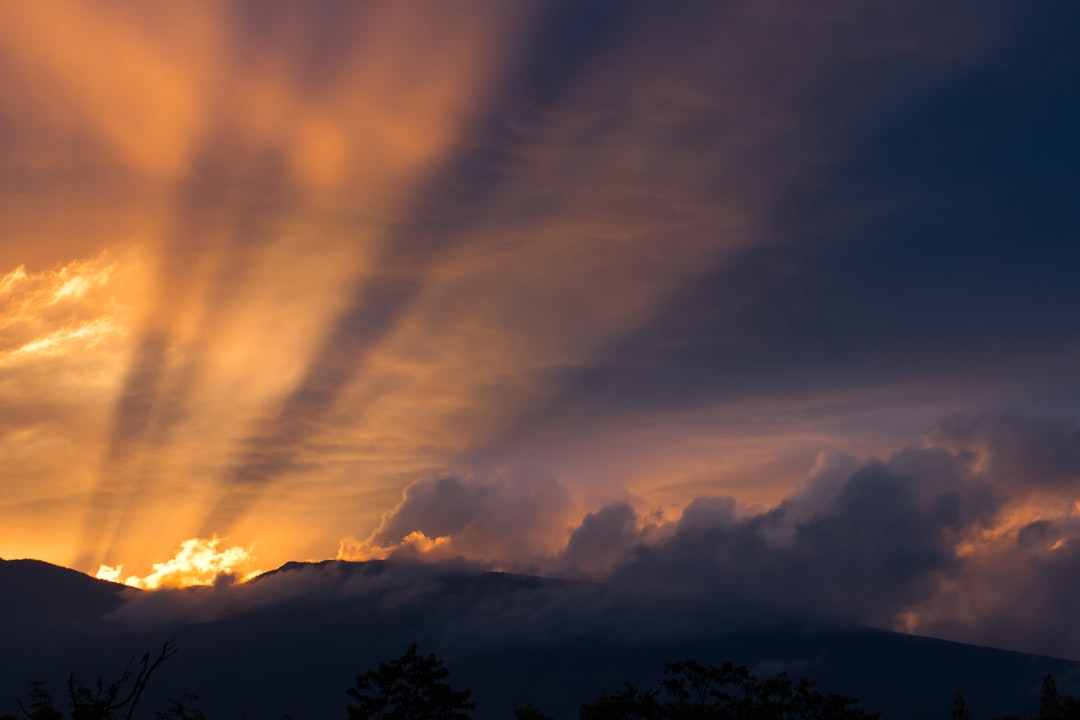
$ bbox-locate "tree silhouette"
[581,660,879,720]
[580,684,663,720]
[152,693,207,720]
[1041,675,1065,720]
[513,703,555,720]
[345,644,475,720]
[952,693,973,720]
[15,683,63,720]
[11,641,178,720]
[661,660,750,718]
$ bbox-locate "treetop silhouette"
[580,658,879,720]
[345,643,475,720]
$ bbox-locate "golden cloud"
[96,535,258,589]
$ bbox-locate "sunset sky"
[2,1,1079,656]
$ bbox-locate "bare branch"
[120,639,179,720]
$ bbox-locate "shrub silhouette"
[15,682,63,720]
[9,641,178,720]
[579,659,879,720]
[10,643,1080,720]
[987,674,1080,720]
[345,643,475,720]
[152,693,207,720]
[953,693,973,720]
[513,703,555,720]
[579,683,663,720]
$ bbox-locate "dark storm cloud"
[107,414,1080,657]
[918,520,1080,659]
[936,413,1080,492]
[109,446,1000,642]
[372,476,490,546]
[977,537,1080,658]
[555,413,1079,655]
[343,443,1001,630]
[358,415,1080,657]
[1016,520,1054,548]
[596,448,998,628]
[339,473,572,566]
[557,502,639,578]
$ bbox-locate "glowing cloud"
[96,536,258,589]
[338,530,454,562]
[0,256,135,361]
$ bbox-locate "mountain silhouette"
[1,558,1076,719]
[0,558,128,634]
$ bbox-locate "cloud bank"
[329,412,1080,658]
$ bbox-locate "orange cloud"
[339,530,454,562]
[96,535,258,589]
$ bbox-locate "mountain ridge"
[2,556,1077,719]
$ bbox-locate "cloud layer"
[338,413,1080,657]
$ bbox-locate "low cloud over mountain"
[333,412,1080,659]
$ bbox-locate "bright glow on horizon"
[96,536,259,589]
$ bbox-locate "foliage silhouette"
[953,693,973,720]
[15,683,62,720]
[581,659,879,720]
[579,683,663,720]
[152,693,206,720]
[8,643,1080,720]
[512,703,555,720]
[1040,675,1065,720]
[983,673,1080,720]
[345,644,475,720]
[10,642,177,720]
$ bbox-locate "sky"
[1,1,1080,657]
